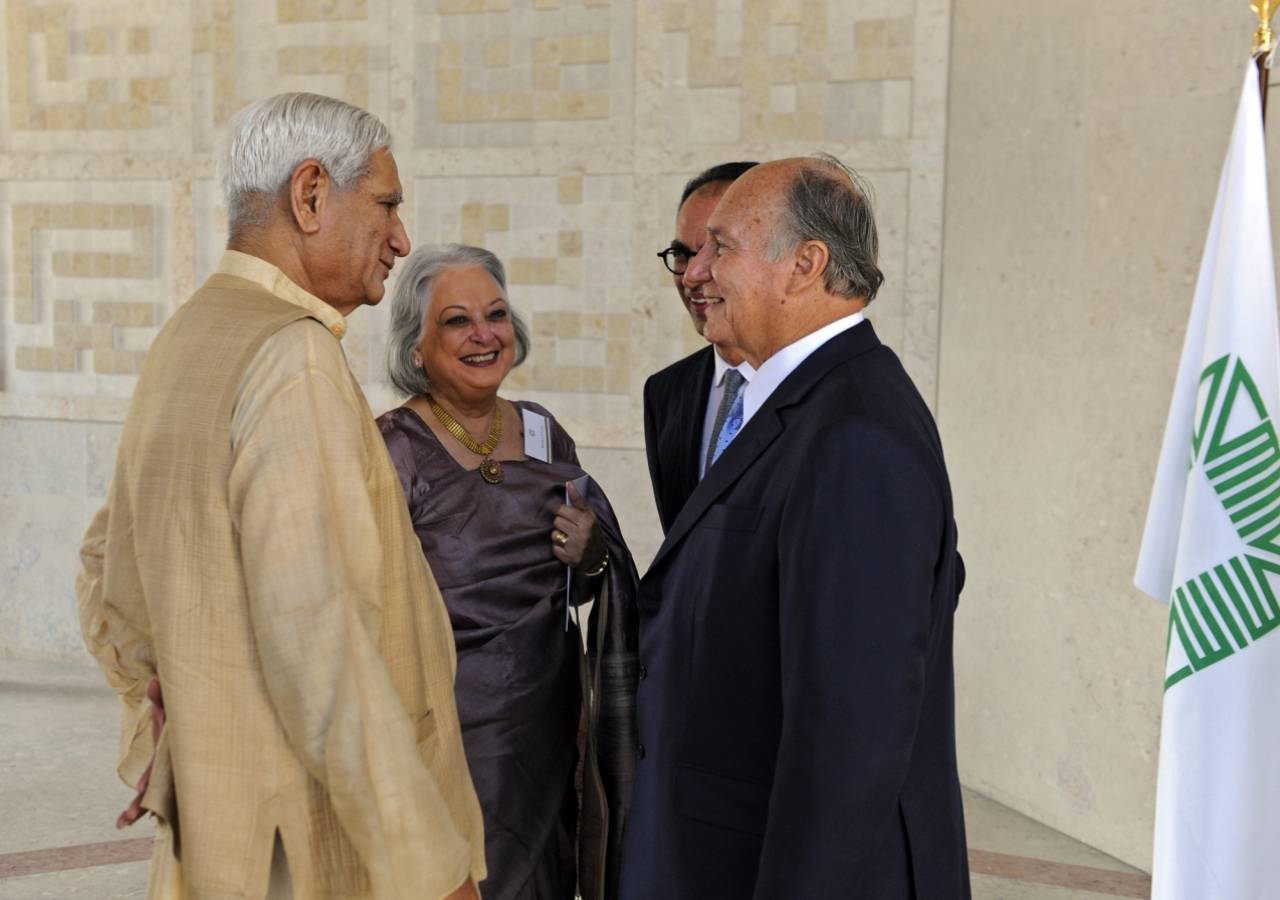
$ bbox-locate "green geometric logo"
[1166,355,1280,689]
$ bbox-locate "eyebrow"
[440,298,506,314]
[380,191,404,205]
[669,240,694,253]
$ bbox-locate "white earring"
[412,353,423,367]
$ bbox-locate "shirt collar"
[712,344,757,387]
[741,311,864,424]
[216,250,348,340]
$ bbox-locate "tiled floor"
[965,791,1148,899]
[0,658,1149,899]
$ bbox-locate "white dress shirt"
[741,312,865,428]
[699,348,757,479]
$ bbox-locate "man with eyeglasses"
[644,161,758,533]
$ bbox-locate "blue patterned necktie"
[707,369,747,470]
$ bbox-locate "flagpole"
[1254,0,1277,124]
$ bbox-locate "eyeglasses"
[656,245,692,275]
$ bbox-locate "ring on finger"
[552,529,570,547]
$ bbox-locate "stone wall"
[1,0,952,660]
[940,0,1280,872]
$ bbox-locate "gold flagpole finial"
[1253,0,1279,54]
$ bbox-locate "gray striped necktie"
[705,368,746,474]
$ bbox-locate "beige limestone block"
[556,365,581,391]
[510,257,558,283]
[557,257,583,286]
[558,311,582,337]
[559,230,584,256]
[531,365,555,389]
[664,2,691,31]
[607,313,630,338]
[534,65,560,91]
[558,175,584,203]
[534,312,558,337]
[605,365,630,394]
[486,38,511,67]
[486,205,510,231]
[507,366,533,390]
[278,0,369,21]
[581,313,606,339]
[85,28,110,56]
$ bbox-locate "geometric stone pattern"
[436,30,610,122]
[192,0,240,129]
[2,0,952,444]
[415,0,635,148]
[660,0,917,143]
[188,0,385,152]
[11,203,157,376]
[6,0,172,133]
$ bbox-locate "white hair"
[217,92,392,236]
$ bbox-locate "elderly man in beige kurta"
[76,93,485,900]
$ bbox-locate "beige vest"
[101,274,484,898]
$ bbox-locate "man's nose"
[684,243,713,287]
[389,213,411,258]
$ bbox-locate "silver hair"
[385,244,531,398]
[765,154,884,304]
[217,92,392,237]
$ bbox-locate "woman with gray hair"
[377,245,638,900]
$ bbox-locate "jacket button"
[638,664,647,681]
[637,744,646,760]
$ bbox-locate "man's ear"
[788,240,829,294]
[289,159,328,235]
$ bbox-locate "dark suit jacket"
[620,321,970,900]
[643,345,715,534]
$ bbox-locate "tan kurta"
[77,251,486,900]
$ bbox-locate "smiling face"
[418,265,517,403]
[311,148,409,312]
[670,185,728,335]
[683,164,794,363]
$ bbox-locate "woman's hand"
[551,481,607,573]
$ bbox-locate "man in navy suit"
[644,161,757,533]
[621,156,970,900]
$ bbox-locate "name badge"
[523,409,551,463]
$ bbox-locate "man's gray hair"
[766,154,884,304]
[217,92,392,236]
[386,244,531,398]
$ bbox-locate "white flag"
[1135,62,1280,900]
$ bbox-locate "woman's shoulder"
[509,399,578,462]
[378,404,433,449]
[375,405,450,482]
[375,404,417,436]
[375,406,423,470]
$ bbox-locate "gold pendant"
[479,457,505,484]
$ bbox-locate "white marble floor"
[0,657,1148,899]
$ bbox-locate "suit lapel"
[677,347,715,493]
[645,321,882,576]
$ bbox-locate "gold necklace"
[426,394,505,484]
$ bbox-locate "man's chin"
[703,315,732,347]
